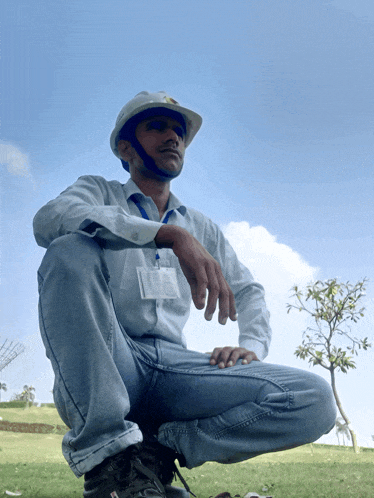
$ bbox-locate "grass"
[0,406,66,425]
[0,407,373,497]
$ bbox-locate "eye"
[147,120,167,132]
[174,126,185,139]
[145,120,185,140]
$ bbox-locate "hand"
[155,225,237,325]
[209,347,259,368]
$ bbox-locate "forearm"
[34,201,162,249]
[154,224,189,249]
[33,176,163,249]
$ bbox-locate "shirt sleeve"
[205,220,272,361]
[33,175,163,249]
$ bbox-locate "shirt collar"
[123,178,187,216]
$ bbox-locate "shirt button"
[131,231,139,241]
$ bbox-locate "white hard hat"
[110,91,202,161]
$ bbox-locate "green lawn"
[1,407,373,498]
[0,406,66,425]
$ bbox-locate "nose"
[162,127,180,145]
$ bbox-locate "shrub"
[0,401,28,409]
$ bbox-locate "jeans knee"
[39,233,109,285]
[318,377,337,431]
[304,373,337,438]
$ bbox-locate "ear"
[117,140,135,162]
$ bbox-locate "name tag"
[136,267,181,299]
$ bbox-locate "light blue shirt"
[33,175,271,360]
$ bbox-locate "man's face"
[134,115,186,177]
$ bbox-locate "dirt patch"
[0,420,69,435]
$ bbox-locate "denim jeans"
[37,233,336,478]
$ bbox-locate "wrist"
[154,225,187,249]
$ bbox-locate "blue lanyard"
[133,200,173,225]
[131,197,173,266]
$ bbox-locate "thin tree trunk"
[330,367,359,453]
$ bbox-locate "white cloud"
[0,143,31,178]
[223,221,318,310]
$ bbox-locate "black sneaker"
[139,435,195,497]
[83,443,166,498]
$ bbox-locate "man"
[34,91,336,498]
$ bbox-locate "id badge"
[136,267,181,299]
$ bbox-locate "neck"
[131,173,171,219]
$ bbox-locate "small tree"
[11,385,36,408]
[335,417,350,446]
[22,385,36,409]
[287,278,371,454]
[0,382,7,402]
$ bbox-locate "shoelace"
[138,437,196,497]
[169,462,196,498]
[128,457,166,496]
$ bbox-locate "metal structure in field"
[0,339,25,372]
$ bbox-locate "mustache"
[159,147,182,159]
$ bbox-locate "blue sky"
[1,0,373,447]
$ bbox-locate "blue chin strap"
[119,108,186,180]
[130,132,183,180]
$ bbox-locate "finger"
[194,285,206,310]
[209,347,222,365]
[186,267,208,310]
[228,288,237,322]
[224,348,250,367]
[216,275,231,326]
[214,268,236,325]
[216,346,234,368]
[241,351,260,365]
[204,265,220,321]
[222,349,259,368]
[225,348,244,367]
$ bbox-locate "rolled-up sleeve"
[33,175,163,249]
